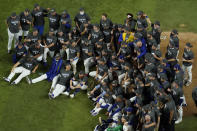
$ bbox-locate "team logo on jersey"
[78,18,86,23]
[62,73,69,77]
[25,63,33,68]
[70,49,76,53]
[32,38,38,42]
[92,33,99,39]
[35,12,42,17]
[47,38,53,43]
[103,30,110,36]
[11,20,19,25]
[49,17,57,23]
[33,51,39,54]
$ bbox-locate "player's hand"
[105,112,109,116]
[90,90,94,95]
[70,86,74,89]
[11,67,15,72]
[133,57,137,61]
[32,70,36,73]
[144,125,149,128]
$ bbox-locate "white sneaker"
[3,77,10,83]
[26,76,32,85]
[175,119,182,124]
[92,98,97,101]
[62,91,69,96]
[186,81,192,86]
[70,94,75,98]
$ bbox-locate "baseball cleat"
[10,82,16,85]
[90,109,95,114]
[91,111,98,116]
[186,81,192,87]
[175,119,182,124]
[70,94,75,98]
[3,77,10,83]
[8,50,12,54]
[62,91,69,96]
[26,76,32,85]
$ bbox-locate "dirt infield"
[160,32,197,116]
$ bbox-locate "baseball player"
[147,31,157,52]
[6,12,21,54]
[165,41,178,77]
[124,13,136,32]
[100,13,113,50]
[118,26,134,47]
[74,8,90,31]
[136,11,148,29]
[151,21,161,47]
[28,42,44,62]
[182,43,194,86]
[69,40,80,74]
[88,24,104,46]
[111,24,123,53]
[142,114,155,131]
[91,90,113,116]
[89,58,108,83]
[108,53,120,81]
[56,29,69,58]
[159,95,177,131]
[3,56,39,85]
[48,8,60,34]
[24,28,41,49]
[192,87,197,107]
[12,41,27,63]
[170,29,179,49]
[81,38,95,74]
[26,53,63,85]
[106,95,124,127]
[80,21,92,40]
[88,79,109,102]
[31,4,49,35]
[69,27,80,41]
[60,10,71,34]
[43,28,57,66]
[19,8,32,41]
[49,63,73,99]
[168,81,184,124]
[69,71,88,98]
[151,42,162,66]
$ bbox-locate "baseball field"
[0,0,197,131]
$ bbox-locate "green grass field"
[0,0,197,131]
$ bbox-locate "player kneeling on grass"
[3,55,38,85]
[26,53,63,85]
[48,63,73,99]
[69,71,88,98]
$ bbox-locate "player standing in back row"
[74,8,90,31]
[6,12,21,54]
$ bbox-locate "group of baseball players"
[3,3,197,131]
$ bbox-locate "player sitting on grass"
[49,63,73,99]
[4,55,39,85]
[26,53,63,85]
[68,71,88,98]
